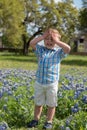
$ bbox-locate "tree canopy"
[79,0,87,32]
[0,0,79,54]
[0,0,25,47]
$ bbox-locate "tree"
[79,0,87,31]
[0,0,25,48]
[0,0,79,55]
[22,0,79,54]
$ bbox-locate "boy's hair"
[49,28,61,39]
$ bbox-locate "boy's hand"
[51,32,71,53]
[51,32,60,43]
[43,30,49,39]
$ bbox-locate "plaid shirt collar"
[42,45,59,51]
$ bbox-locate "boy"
[27,28,71,129]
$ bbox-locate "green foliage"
[79,8,87,31]
[0,0,79,49]
[56,90,75,119]
[0,66,87,129]
[0,0,25,48]
[0,74,34,128]
[78,0,87,31]
[82,0,87,8]
[27,0,79,43]
[2,35,11,47]
[0,54,87,129]
[55,1,79,42]
[54,111,87,130]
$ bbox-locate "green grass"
[0,52,87,70]
[0,52,87,130]
[0,52,37,70]
[61,54,87,67]
[0,52,87,79]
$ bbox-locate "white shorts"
[34,81,58,107]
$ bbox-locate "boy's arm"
[30,36,44,50]
[56,40,71,54]
[51,33,71,54]
[30,30,49,50]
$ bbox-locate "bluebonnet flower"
[0,122,9,130]
[60,125,65,130]
[29,95,35,100]
[65,127,71,130]
[82,95,87,104]
[0,90,3,98]
[3,104,7,111]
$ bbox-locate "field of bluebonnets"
[0,52,87,130]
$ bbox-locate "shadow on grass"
[0,52,87,66]
[61,59,87,66]
[0,57,37,63]
[1,58,87,66]
[0,52,37,62]
[0,52,36,57]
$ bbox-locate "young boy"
[27,28,71,129]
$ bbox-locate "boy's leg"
[34,82,45,120]
[46,106,55,123]
[27,105,43,128]
[43,106,55,129]
[34,105,43,120]
[34,105,55,122]
[43,82,58,129]
[46,81,58,122]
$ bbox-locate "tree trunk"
[22,34,29,55]
[23,42,29,55]
[22,29,42,55]
[73,40,78,52]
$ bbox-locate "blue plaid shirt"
[34,42,67,84]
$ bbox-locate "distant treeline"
[0,47,87,56]
[70,52,87,56]
[0,47,23,53]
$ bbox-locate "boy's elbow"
[30,41,36,50]
[64,46,71,54]
[29,41,32,47]
[30,41,33,48]
[67,46,71,53]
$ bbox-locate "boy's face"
[44,35,55,49]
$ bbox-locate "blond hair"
[49,28,61,39]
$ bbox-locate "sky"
[55,0,83,9]
[73,0,82,8]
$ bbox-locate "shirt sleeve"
[59,48,68,60]
[34,44,42,57]
[33,40,44,56]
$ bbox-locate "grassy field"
[0,52,37,70]
[0,52,87,130]
[0,52,87,70]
